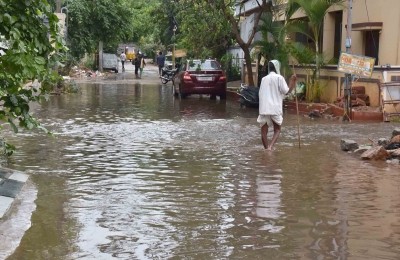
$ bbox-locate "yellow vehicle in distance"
[125,47,136,61]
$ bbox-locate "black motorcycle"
[160,68,177,84]
[237,83,259,108]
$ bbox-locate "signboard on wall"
[338,53,376,77]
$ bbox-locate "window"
[333,11,343,60]
[188,60,221,71]
[365,30,379,65]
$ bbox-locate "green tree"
[168,0,272,86]
[172,1,232,59]
[255,12,289,74]
[128,0,166,58]
[203,0,273,87]
[67,0,132,59]
[0,0,65,155]
[67,0,93,58]
[286,0,344,100]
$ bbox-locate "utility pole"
[56,0,61,13]
[172,25,176,70]
[172,16,178,69]
[343,0,353,121]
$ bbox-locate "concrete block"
[0,196,14,218]
[8,172,29,183]
[0,179,24,198]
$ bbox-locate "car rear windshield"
[188,60,221,71]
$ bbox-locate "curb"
[0,168,29,219]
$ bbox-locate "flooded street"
[3,82,400,259]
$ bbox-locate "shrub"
[221,53,241,82]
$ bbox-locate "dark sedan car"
[173,59,227,99]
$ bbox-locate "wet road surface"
[2,81,400,259]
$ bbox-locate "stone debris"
[69,66,105,78]
[392,128,400,137]
[308,109,322,118]
[390,134,400,143]
[378,138,389,146]
[340,139,359,152]
[335,86,370,107]
[353,145,372,155]
[361,146,389,160]
[387,148,400,158]
[340,129,400,164]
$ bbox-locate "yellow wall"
[255,0,400,114]
[277,0,400,65]
[339,0,400,66]
[292,66,384,107]
[289,0,400,112]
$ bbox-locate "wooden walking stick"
[292,63,301,148]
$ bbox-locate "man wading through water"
[257,60,297,151]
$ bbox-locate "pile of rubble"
[335,86,370,107]
[69,66,105,78]
[341,128,400,164]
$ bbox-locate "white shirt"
[258,72,289,115]
[120,53,126,61]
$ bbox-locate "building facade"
[233,0,400,119]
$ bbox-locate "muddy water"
[4,83,400,259]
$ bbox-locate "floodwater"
[3,82,400,259]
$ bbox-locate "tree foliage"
[127,0,168,58]
[172,1,232,59]
[67,0,132,59]
[180,0,272,86]
[286,0,345,72]
[286,0,345,101]
[255,12,290,74]
[0,0,65,155]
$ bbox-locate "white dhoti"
[257,114,283,127]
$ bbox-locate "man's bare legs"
[261,123,269,149]
[267,121,281,151]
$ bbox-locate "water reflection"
[255,174,284,226]
[4,83,400,260]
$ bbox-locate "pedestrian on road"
[133,54,140,78]
[120,52,126,72]
[156,51,165,76]
[139,54,146,78]
[257,59,297,151]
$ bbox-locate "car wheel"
[219,93,226,100]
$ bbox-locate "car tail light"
[183,72,191,81]
[218,73,226,81]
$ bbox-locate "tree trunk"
[243,48,255,86]
[315,40,320,80]
[221,0,271,87]
[56,0,61,13]
[99,41,103,72]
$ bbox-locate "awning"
[346,22,383,31]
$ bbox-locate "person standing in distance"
[133,54,140,78]
[156,51,165,76]
[139,53,146,78]
[257,60,297,151]
[120,51,126,72]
